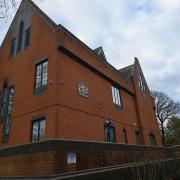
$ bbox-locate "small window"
[104,121,115,143]
[135,130,141,145]
[111,86,122,108]
[24,28,31,48]
[122,128,128,143]
[32,118,45,142]
[17,20,24,53]
[149,132,157,146]
[139,73,146,91]
[35,60,48,92]
[10,38,16,57]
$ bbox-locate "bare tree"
[0,0,19,19]
[151,90,178,146]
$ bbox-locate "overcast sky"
[0,0,180,101]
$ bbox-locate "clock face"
[78,81,88,98]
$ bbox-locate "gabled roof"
[118,57,149,85]
[94,47,107,62]
[0,0,57,48]
[0,0,144,94]
[119,64,134,81]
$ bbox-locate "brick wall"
[0,0,162,148]
[0,140,178,177]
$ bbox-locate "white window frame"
[111,86,122,107]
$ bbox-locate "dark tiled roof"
[119,64,134,81]
[94,46,107,62]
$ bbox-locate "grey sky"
[0,0,180,101]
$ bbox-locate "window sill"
[113,103,123,111]
[33,86,47,96]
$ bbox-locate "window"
[17,20,24,53]
[32,118,45,142]
[10,38,16,57]
[149,132,157,146]
[1,86,15,143]
[122,128,128,143]
[104,121,115,143]
[35,60,48,92]
[135,130,141,145]
[0,81,8,121]
[111,86,122,108]
[139,73,146,91]
[24,28,31,48]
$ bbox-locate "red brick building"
[0,0,161,147]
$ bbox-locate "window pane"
[111,86,115,104]
[105,126,115,143]
[4,116,11,135]
[25,28,31,48]
[114,88,117,105]
[17,21,24,52]
[7,88,14,115]
[35,64,42,90]
[32,121,39,142]
[105,127,109,142]
[3,87,14,136]
[112,86,121,107]
[116,89,121,106]
[10,38,16,57]
[35,61,48,91]
[1,88,8,117]
[135,131,140,144]
[42,61,48,86]
[39,120,45,141]
[109,128,115,142]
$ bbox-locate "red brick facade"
[0,0,161,147]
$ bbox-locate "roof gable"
[119,64,134,81]
[134,57,150,92]
[0,0,57,48]
[94,47,107,62]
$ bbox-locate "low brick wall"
[0,139,179,177]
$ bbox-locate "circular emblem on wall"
[78,81,88,98]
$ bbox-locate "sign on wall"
[78,81,88,98]
[67,152,77,164]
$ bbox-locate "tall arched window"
[17,20,24,52]
[0,81,8,120]
[0,80,15,143]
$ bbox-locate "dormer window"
[17,20,24,53]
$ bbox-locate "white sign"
[67,153,76,164]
